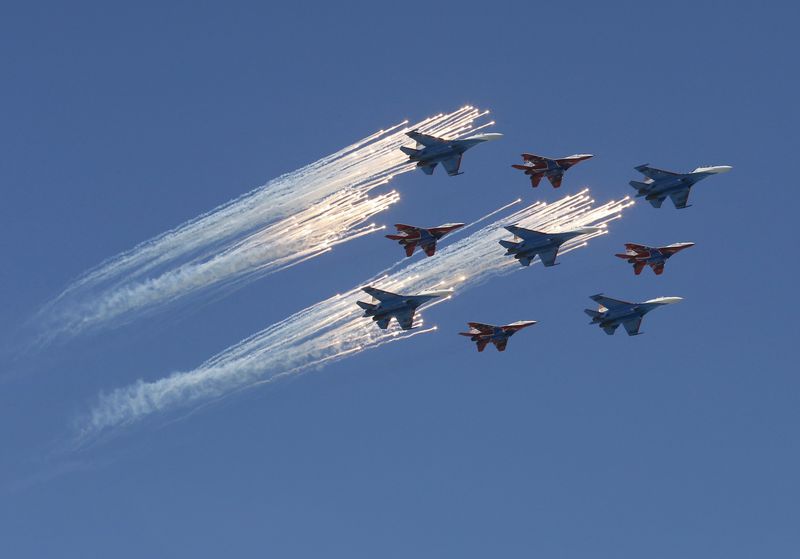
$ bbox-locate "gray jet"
[499,225,601,267]
[584,294,682,336]
[630,164,732,209]
[356,286,452,330]
[400,129,502,176]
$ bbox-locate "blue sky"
[1,2,798,557]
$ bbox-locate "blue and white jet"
[356,286,451,330]
[400,129,502,176]
[499,225,601,267]
[584,294,682,336]
[630,164,732,209]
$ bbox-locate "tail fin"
[400,146,421,158]
[584,309,602,319]
[629,180,651,194]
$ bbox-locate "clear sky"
[1,1,798,557]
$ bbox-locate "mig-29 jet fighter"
[459,320,537,352]
[400,129,502,176]
[630,164,732,209]
[584,294,682,336]
[499,225,601,267]
[356,286,451,330]
[385,223,465,257]
[512,153,593,188]
[615,242,695,275]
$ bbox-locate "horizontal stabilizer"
[498,239,519,251]
[399,146,421,157]
[584,309,602,319]
[356,301,377,311]
[629,180,652,194]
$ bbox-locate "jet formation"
[353,125,732,350]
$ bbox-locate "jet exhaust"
[77,191,633,443]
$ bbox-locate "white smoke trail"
[34,107,491,342]
[79,191,633,440]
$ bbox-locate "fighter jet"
[356,286,451,330]
[385,223,465,257]
[512,153,593,188]
[584,294,682,336]
[630,164,732,209]
[499,225,601,267]
[400,129,502,176]
[459,320,537,352]
[615,242,695,275]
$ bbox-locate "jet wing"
[421,241,437,257]
[622,317,642,336]
[467,322,494,333]
[419,162,437,175]
[624,243,650,254]
[635,165,679,181]
[406,130,446,147]
[669,188,692,209]
[493,339,508,352]
[395,309,415,330]
[441,155,463,176]
[362,286,397,302]
[602,324,619,335]
[537,247,559,267]
[546,174,563,188]
[504,225,547,241]
[590,294,632,310]
[522,153,549,164]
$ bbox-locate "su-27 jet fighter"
[459,320,537,352]
[400,129,502,176]
[385,223,465,257]
[499,225,601,267]
[616,242,695,275]
[356,286,452,330]
[630,164,732,209]
[584,294,682,336]
[512,153,593,188]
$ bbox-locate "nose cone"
[672,242,695,250]
[441,223,466,231]
[464,132,503,143]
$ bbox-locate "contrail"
[79,191,633,441]
[33,107,491,343]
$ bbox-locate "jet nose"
[657,296,683,305]
[575,226,602,235]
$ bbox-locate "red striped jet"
[385,223,465,257]
[459,320,537,352]
[512,153,593,188]
[615,242,695,275]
